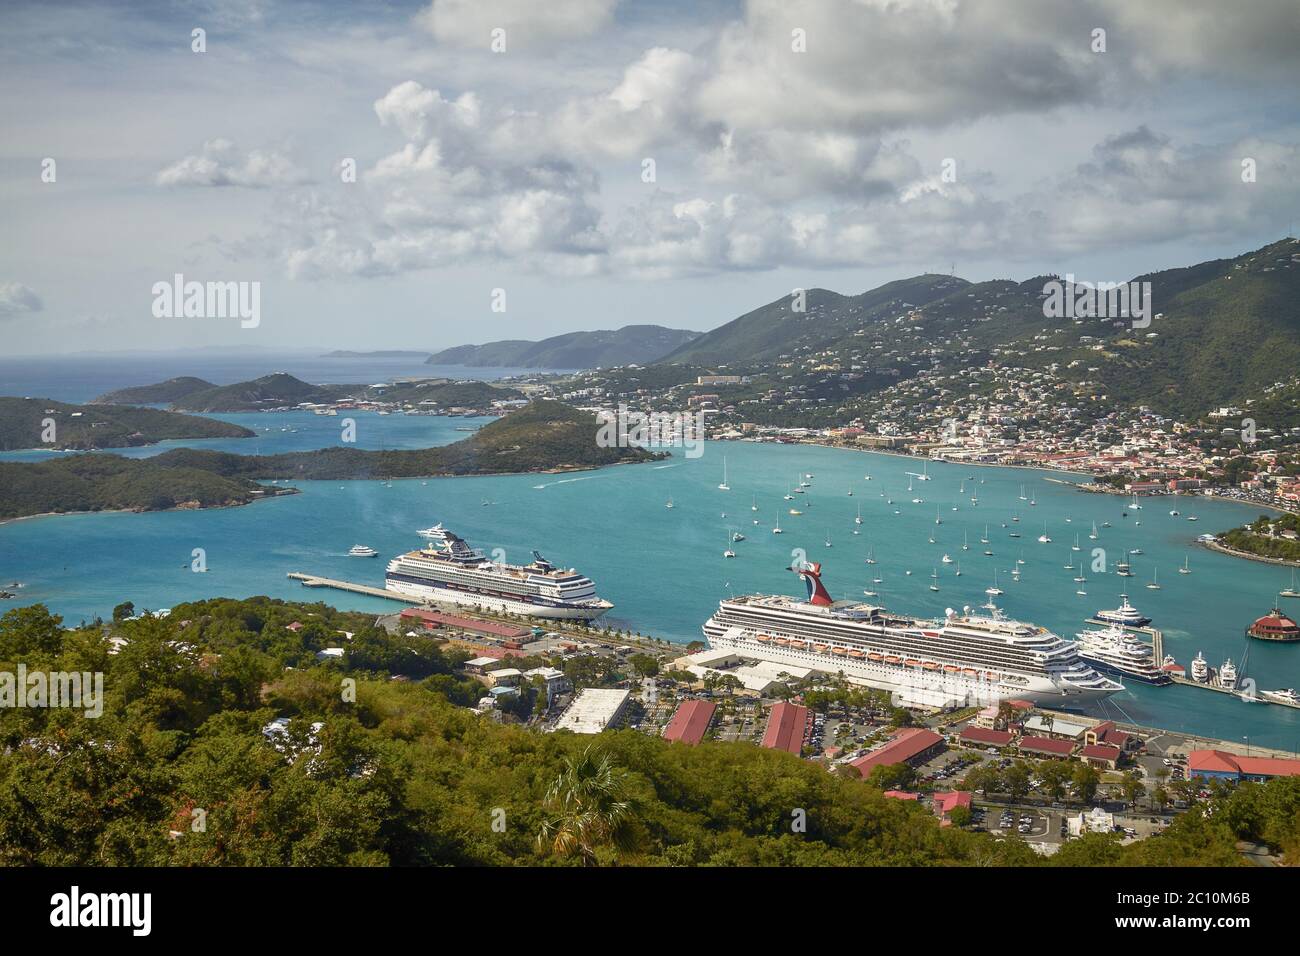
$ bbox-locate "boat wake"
[533,475,602,489]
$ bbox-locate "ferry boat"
[701,563,1121,707]
[1190,651,1209,683]
[385,529,612,621]
[1095,594,1151,627]
[349,545,378,558]
[1075,624,1172,685]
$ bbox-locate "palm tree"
[537,746,638,866]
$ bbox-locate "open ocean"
[2,354,1299,749]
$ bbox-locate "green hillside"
[0,397,254,451]
[90,376,216,405]
[428,324,701,369]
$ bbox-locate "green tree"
[537,745,639,866]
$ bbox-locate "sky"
[1,0,1298,355]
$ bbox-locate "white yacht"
[1095,594,1151,627]
[1190,651,1209,683]
[1260,688,1300,706]
[1076,624,1171,685]
[1217,659,1238,691]
[349,545,379,558]
[416,523,451,543]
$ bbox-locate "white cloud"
[417,0,620,49]
[156,139,310,188]
[0,282,43,316]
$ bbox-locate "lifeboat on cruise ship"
[868,652,884,661]
[962,668,979,676]
[905,658,922,667]
[831,646,848,656]
[942,664,959,673]
[774,637,790,645]
[790,640,807,649]
[884,655,901,664]
[922,661,939,670]
[847,649,865,658]
[756,634,772,643]
[813,643,829,653]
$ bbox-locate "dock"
[286,572,416,604]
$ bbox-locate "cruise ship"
[1075,624,1171,685]
[700,563,1122,708]
[385,529,613,621]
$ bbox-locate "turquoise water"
[2,426,1300,749]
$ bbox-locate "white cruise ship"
[701,563,1122,708]
[385,529,613,621]
[1075,624,1171,685]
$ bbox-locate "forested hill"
[151,399,661,480]
[654,237,1300,419]
[0,397,253,451]
[428,324,701,369]
[0,595,1292,866]
[0,400,657,520]
[94,373,522,413]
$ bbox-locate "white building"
[1068,806,1115,837]
[551,688,630,734]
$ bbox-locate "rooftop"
[662,700,716,746]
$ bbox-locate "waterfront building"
[960,726,1015,748]
[1017,736,1076,758]
[1187,750,1300,783]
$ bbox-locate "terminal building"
[1187,749,1300,783]
[662,700,716,746]
[761,701,811,756]
[850,727,944,777]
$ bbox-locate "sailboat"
[865,545,877,565]
[772,514,783,534]
[825,530,833,548]
[942,553,954,563]
[935,506,942,525]
[666,497,674,509]
[1146,567,1161,590]
[1179,556,1192,576]
[751,494,758,512]
[1037,523,1051,543]
[1076,570,1087,596]
[955,561,962,577]
[855,504,863,525]
[980,524,990,544]
[1089,521,1099,540]
[962,531,969,551]
[1278,567,1300,597]
[718,457,730,491]
[986,570,1003,596]
[723,529,736,558]
[929,568,940,592]
[1072,534,1081,552]
[1019,485,1027,501]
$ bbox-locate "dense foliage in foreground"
[0,597,1296,866]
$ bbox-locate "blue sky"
[1,0,1298,354]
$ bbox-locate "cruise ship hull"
[703,626,1118,708]
[386,577,612,621]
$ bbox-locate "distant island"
[0,397,254,451]
[94,372,523,414]
[321,350,432,359]
[0,400,660,521]
[426,324,701,369]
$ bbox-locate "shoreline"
[1203,538,1300,569]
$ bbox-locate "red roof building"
[1188,749,1300,782]
[1018,735,1076,757]
[662,700,716,746]
[961,726,1015,747]
[1246,606,1300,643]
[850,727,944,777]
[399,607,531,639]
[882,790,920,801]
[1079,743,1123,769]
[761,701,811,756]
[933,790,972,825]
[1085,721,1138,753]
